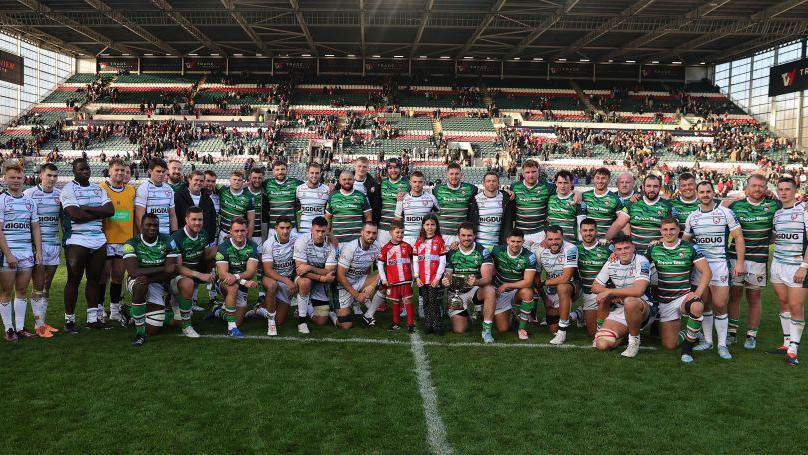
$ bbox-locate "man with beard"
[606,174,677,256]
[378,158,409,245]
[296,163,331,235]
[579,168,622,238]
[531,225,579,345]
[574,218,612,339]
[326,170,372,248]
[167,159,187,193]
[467,171,513,250]
[433,162,478,246]
[264,160,303,237]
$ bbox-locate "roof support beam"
[455,0,507,59]
[505,0,580,59]
[83,0,179,55]
[410,0,434,58]
[151,0,226,55]
[16,0,136,54]
[221,0,270,55]
[0,12,95,56]
[290,0,318,56]
[359,0,366,57]
[552,0,655,60]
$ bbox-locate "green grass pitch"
[2,265,808,454]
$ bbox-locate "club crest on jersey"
[713,217,721,224]
[421,200,431,207]
[25,201,33,212]
[679,251,685,258]
[792,213,800,220]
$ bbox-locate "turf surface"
[2,267,807,454]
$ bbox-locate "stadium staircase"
[432,117,442,136]
[569,80,599,115]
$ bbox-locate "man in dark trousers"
[175,170,217,242]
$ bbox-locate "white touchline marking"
[409,331,454,455]
[194,334,657,350]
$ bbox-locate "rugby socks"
[518,300,535,330]
[176,295,193,329]
[256,307,270,319]
[392,302,401,324]
[224,304,237,330]
[328,311,338,325]
[131,302,146,336]
[13,298,26,331]
[171,301,183,322]
[404,302,414,326]
[0,301,12,332]
[482,320,493,334]
[788,319,805,356]
[715,314,729,347]
[32,297,45,328]
[780,312,791,346]
[64,313,76,324]
[86,307,98,324]
[297,294,310,318]
[559,319,570,333]
[702,311,714,345]
[746,327,758,341]
[728,318,739,339]
[685,316,703,344]
[364,291,385,319]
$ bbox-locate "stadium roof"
[0,0,806,64]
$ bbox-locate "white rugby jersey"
[296,182,330,234]
[595,254,651,290]
[684,204,740,263]
[60,181,110,248]
[395,192,439,239]
[0,192,37,257]
[353,177,368,194]
[293,233,338,269]
[262,231,298,279]
[532,240,578,280]
[473,191,504,248]
[337,238,381,280]
[773,202,808,266]
[135,179,175,235]
[23,185,61,247]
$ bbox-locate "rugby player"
[260,216,299,336]
[123,214,180,347]
[293,216,338,334]
[606,174,676,255]
[574,218,612,339]
[378,158,409,245]
[395,171,439,246]
[352,157,381,221]
[769,177,808,365]
[0,163,42,341]
[579,168,622,238]
[167,159,187,193]
[296,162,330,234]
[264,160,302,236]
[532,225,579,345]
[490,229,537,340]
[336,222,383,330]
[61,158,115,333]
[616,171,636,204]
[467,171,514,250]
[442,222,496,341]
[134,158,177,235]
[247,167,268,246]
[591,234,653,358]
[326,169,372,248]
[723,174,780,349]
[546,170,583,242]
[99,158,136,323]
[433,163,478,246]
[669,173,700,230]
[683,181,744,360]
[511,160,555,247]
[213,216,260,338]
[217,170,256,244]
[170,206,216,338]
[23,163,61,337]
[647,218,711,363]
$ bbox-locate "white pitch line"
[194,334,657,350]
[409,331,454,455]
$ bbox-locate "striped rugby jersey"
[728,198,780,264]
[648,240,705,303]
[296,182,330,234]
[135,179,175,235]
[293,232,338,269]
[594,254,651,305]
[60,181,110,248]
[581,189,622,237]
[395,192,439,239]
[619,197,677,254]
[432,182,477,237]
[683,204,740,263]
[261,231,298,279]
[772,202,808,266]
[0,191,37,258]
[23,185,60,247]
[471,190,505,248]
[326,189,371,244]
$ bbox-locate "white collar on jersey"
[183,226,199,241]
[140,234,159,247]
[662,239,681,249]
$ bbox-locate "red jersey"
[379,241,414,285]
[414,235,447,284]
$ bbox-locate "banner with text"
[97,57,138,73]
[768,58,808,97]
[0,50,24,86]
[640,64,685,81]
[273,58,316,74]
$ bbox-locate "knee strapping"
[145,310,165,327]
[683,297,702,319]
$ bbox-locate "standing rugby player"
[378,158,409,245]
[395,171,439,246]
[264,160,302,236]
[296,163,331,235]
[580,168,622,238]
[467,171,513,250]
[217,170,255,243]
[326,170,372,248]
[433,163,478,245]
[135,158,177,235]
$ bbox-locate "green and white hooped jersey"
[546,193,582,242]
[472,191,505,248]
[669,197,700,230]
[728,198,780,264]
[490,245,536,287]
[247,188,265,237]
[581,190,622,237]
[380,178,409,231]
[445,242,492,293]
[170,227,209,270]
[261,231,298,279]
[265,177,303,229]
[296,182,330,234]
[337,238,381,280]
[432,182,477,236]
[123,234,179,268]
[135,179,175,235]
[215,238,260,275]
[594,254,651,304]
[512,180,555,234]
[647,240,705,304]
[217,186,254,235]
[576,241,612,294]
[683,204,740,263]
[23,185,61,247]
[395,192,439,239]
[619,197,676,254]
[772,202,808,266]
[326,190,371,244]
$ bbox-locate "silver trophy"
[448,274,468,313]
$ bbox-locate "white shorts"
[127,278,167,306]
[692,261,729,287]
[377,230,392,246]
[543,282,580,309]
[39,244,61,266]
[495,289,517,315]
[770,260,808,289]
[106,243,124,258]
[523,231,546,248]
[298,275,329,302]
[447,286,479,317]
[730,259,767,288]
[337,274,369,309]
[275,279,295,304]
[605,300,654,328]
[66,235,106,251]
[580,292,598,311]
[0,250,34,271]
[658,294,689,323]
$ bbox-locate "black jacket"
[175,188,217,242]
[357,174,382,223]
[467,189,515,245]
